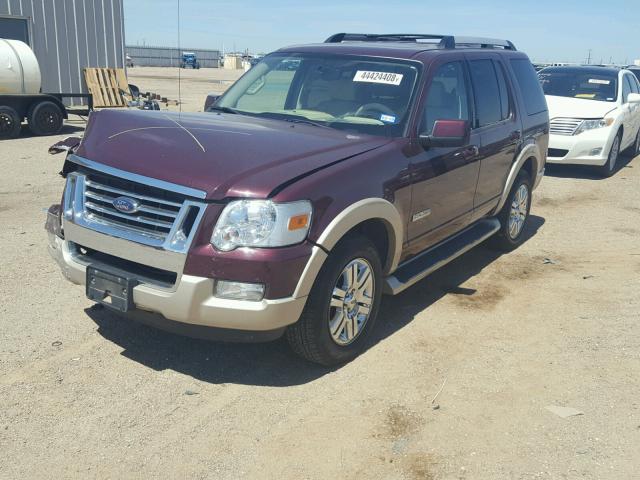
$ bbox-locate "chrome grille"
[62,157,207,254]
[83,174,182,240]
[550,118,582,136]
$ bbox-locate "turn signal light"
[288,214,310,231]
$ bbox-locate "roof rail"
[324,33,516,51]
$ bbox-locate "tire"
[490,170,532,251]
[629,128,640,158]
[0,106,22,139]
[286,234,383,366]
[27,101,64,136]
[597,130,621,177]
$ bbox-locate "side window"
[631,75,640,93]
[469,59,503,127]
[494,61,511,120]
[421,62,470,134]
[622,75,632,103]
[510,58,547,115]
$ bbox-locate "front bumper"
[47,213,310,337]
[546,129,613,166]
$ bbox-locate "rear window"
[510,59,547,115]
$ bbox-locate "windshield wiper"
[208,105,239,114]
[284,118,332,129]
[253,112,331,129]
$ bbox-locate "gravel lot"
[1,67,639,479]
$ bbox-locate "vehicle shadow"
[545,151,636,180]
[86,215,545,387]
[4,122,86,141]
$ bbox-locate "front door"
[406,60,480,256]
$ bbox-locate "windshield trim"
[214,51,424,138]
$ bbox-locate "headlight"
[211,200,312,251]
[574,117,613,135]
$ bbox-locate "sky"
[124,0,640,64]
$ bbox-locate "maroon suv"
[46,33,549,365]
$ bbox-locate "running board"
[384,218,501,295]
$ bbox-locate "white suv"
[540,66,640,176]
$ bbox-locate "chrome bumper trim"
[67,154,207,199]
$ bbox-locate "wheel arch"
[293,198,404,299]
[494,143,543,214]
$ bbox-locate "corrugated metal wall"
[127,45,220,68]
[0,0,125,102]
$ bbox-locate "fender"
[493,142,544,214]
[293,198,404,298]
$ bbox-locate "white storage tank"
[0,39,41,95]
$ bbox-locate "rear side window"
[495,62,510,119]
[469,59,503,127]
[510,59,547,115]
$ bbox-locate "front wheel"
[490,170,532,251]
[597,131,621,177]
[286,235,383,366]
[629,128,640,158]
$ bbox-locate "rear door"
[465,54,521,218]
[622,73,640,148]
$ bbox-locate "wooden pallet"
[83,68,129,108]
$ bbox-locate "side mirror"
[627,93,640,104]
[419,119,470,149]
[128,83,140,99]
[204,94,221,112]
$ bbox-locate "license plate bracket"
[86,266,139,312]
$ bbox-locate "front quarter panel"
[273,139,414,274]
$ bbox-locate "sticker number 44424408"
[353,70,404,86]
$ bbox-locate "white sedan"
[540,66,640,176]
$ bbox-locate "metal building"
[127,45,220,68]
[0,0,125,99]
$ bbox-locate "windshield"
[215,53,420,136]
[538,69,618,102]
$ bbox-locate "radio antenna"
[177,0,182,113]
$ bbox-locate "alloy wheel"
[508,184,529,239]
[328,258,374,346]
[609,134,620,171]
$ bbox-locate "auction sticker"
[353,71,403,86]
[588,79,611,85]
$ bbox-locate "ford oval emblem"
[112,196,140,214]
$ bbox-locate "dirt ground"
[127,66,244,112]
[1,68,639,479]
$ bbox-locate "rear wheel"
[0,106,22,139]
[286,234,383,366]
[490,170,532,251]
[597,131,621,177]
[27,101,64,136]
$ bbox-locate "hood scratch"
[164,114,206,152]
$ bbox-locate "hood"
[76,110,390,200]
[545,95,618,120]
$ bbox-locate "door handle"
[509,130,522,141]
[462,145,479,158]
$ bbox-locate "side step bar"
[384,218,501,295]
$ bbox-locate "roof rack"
[324,33,517,51]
